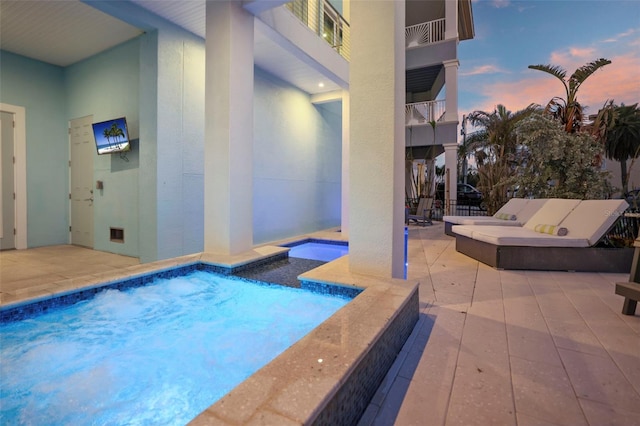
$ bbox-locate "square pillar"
[349,1,406,279]
[445,0,459,40]
[341,90,350,237]
[204,1,254,255]
[443,59,459,123]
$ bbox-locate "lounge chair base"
[615,282,639,315]
[444,221,454,236]
[455,234,634,272]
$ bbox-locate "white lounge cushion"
[558,199,629,245]
[451,224,475,238]
[494,198,529,216]
[523,199,581,231]
[444,198,548,226]
[452,224,589,247]
[514,198,548,223]
[447,217,524,226]
[443,215,488,225]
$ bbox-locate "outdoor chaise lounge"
[406,197,433,226]
[451,198,633,272]
[443,198,548,236]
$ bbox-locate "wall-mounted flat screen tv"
[92,117,131,155]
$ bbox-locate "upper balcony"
[285,0,350,61]
[283,0,473,62]
[406,0,474,43]
[405,19,446,48]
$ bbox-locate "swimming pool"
[0,270,352,425]
[283,239,348,262]
[1,250,419,424]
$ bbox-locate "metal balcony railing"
[405,19,446,48]
[285,0,351,61]
[405,100,446,125]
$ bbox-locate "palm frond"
[569,58,612,84]
[528,64,567,81]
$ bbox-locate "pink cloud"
[491,0,511,8]
[460,64,506,76]
[472,0,511,8]
[547,48,600,71]
[467,52,640,115]
[577,54,640,110]
[604,29,637,43]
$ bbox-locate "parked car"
[436,183,486,209]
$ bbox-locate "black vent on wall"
[110,228,124,243]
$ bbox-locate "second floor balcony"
[406,100,446,126]
[284,0,472,61]
[405,19,446,48]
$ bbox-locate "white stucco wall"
[253,68,342,245]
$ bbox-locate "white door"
[70,116,94,248]
[1,111,15,250]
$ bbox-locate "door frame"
[0,103,27,249]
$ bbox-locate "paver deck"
[360,222,640,426]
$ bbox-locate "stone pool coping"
[0,246,288,310]
[2,244,419,425]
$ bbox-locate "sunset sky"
[458,0,640,127]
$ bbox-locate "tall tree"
[514,112,609,199]
[529,58,611,133]
[110,123,125,148]
[465,104,538,214]
[102,128,112,149]
[458,115,473,184]
[594,101,640,194]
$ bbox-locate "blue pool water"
[0,271,351,425]
[287,241,348,262]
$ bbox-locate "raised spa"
[0,269,355,425]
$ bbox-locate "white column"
[445,0,459,40]
[341,90,350,238]
[204,1,254,255]
[443,143,458,215]
[443,59,459,123]
[349,1,405,279]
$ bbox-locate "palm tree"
[528,58,611,133]
[457,137,473,184]
[110,122,125,148]
[465,104,539,213]
[102,127,112,149]
[458,115,473,184]
[594,101,640,194]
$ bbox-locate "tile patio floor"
[1,223,639,426]
[360,222,640,426]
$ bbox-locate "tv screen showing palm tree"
[92,117,131,155]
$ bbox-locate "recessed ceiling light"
[318,82,325,88]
